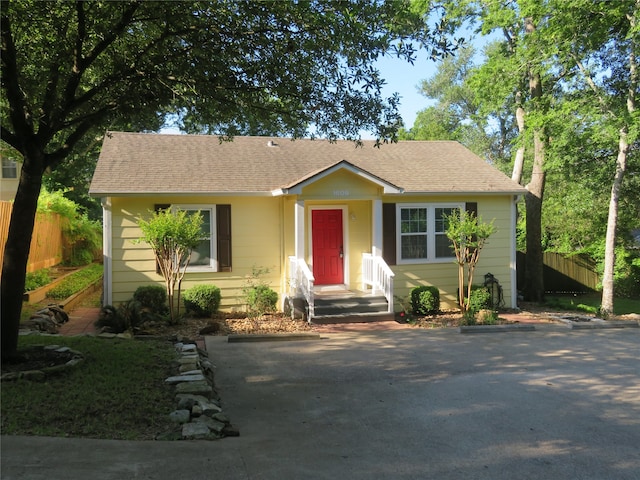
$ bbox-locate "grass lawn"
[1,335,178,440]
[544,293,640,316]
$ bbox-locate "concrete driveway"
[2,325,639,479]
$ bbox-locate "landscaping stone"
[166,340,238,440]
[181,422,211,439]
[169,409,191,424]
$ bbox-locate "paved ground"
[2,324,639,479]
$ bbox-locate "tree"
[1,1,457,358]
[531,0,639,315]
[445,209,496,312]
[137,208,205,323]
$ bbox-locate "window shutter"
[216,204,232,272]
[382,203,396,265]
[153,204,171,274]
[465,202,478,218]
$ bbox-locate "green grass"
[544,293,640,316]
[1,335,178,440]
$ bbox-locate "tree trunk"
[511,91,526,184]
[601,11,637,317]
[524,111,546,301]
[1,150,46,359]
[600,130,628,317]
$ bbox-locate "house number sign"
[333,190,350,197]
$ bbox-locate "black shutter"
[382,203,396,265]
[216,204,232,272]
[465,202,478,218]
[153,204,171,274]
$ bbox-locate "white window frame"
[2,158,18,179]
[396,203,462,264]
[172,204,217,272]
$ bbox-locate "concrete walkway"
[3,325,639,479]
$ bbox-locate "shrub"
[410,286,440,315]
[467,286,492,315]
[133,285,168,314]
[24,269,52,292]
[245,284,278,318]
[183,284,221,317]
[95,300,151,333]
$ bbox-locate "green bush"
[47,263,103,299]
[24,269,52,292]
[410,286,440,315]
[245,285,278,318]
[133,285,168,314]
[467,286,492,315]
[95,300,152,334]
[183,284,221,317]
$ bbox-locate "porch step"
[312,294,392,323]
[311,311,396,324]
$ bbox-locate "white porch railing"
[288,256,315,321]
[362,253,395,313]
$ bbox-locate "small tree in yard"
[137,209,206,323]
[445,210,496,313]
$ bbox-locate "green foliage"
[46,264,103,299]
[445,209,496,311]
[183,284,222,317]
[95,301,142,334]
[137,208,206,322]
[24,269,52,292]
[243,266,278,319]
[410,286,440,315]
[133,285,168,314]
[37,188,102,266]
[467,286,492,315]
[245,285,278,318]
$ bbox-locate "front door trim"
[308,205,349,287]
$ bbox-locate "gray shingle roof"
[89,132,526,196]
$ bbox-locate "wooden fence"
[517,251,599,293]
[0,201,66,273]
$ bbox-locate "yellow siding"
[107,179,518,312]
[110,196,284,311]
[382,195,516,310]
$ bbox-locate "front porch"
[287,254,395,324]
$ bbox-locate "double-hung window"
[166,204,232,272]
[396,203,461,263]
[2,158,17,178]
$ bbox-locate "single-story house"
[90,132,526,320]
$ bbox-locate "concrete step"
[314,295,389,317]
[311,311,396,324]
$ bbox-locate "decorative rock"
[193,415,227,433]
[181,422,211,439]
[175,380,212,397]
[211,412,230,424]
[169,409,191,424]
[165,373,206,384]
[191,404,203,417]
[201,401,223,416]
[181,344,198,353]
[222,424,240,437]
[177,397,197,410]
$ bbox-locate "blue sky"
[374,52,438,132]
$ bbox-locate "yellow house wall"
[110,196,284,311]
[385,195,516,310]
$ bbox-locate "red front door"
[312,209,344,285]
